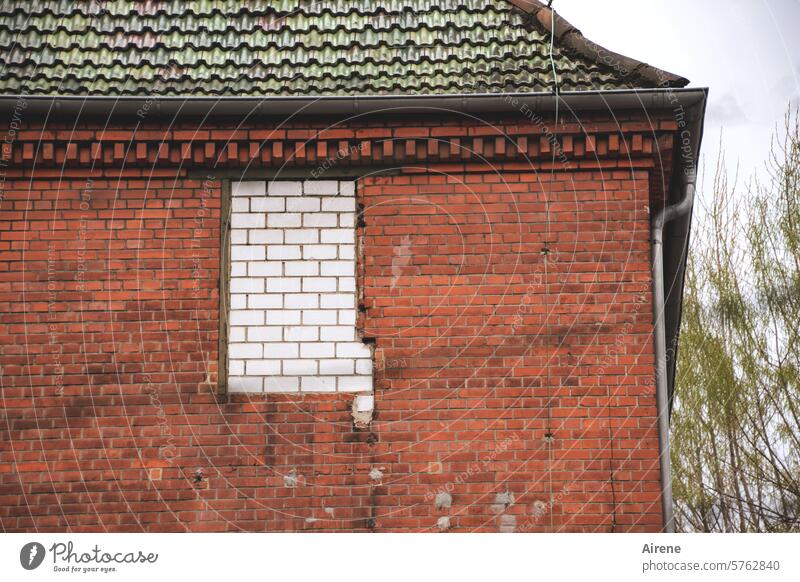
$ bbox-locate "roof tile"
[0,0,688,96]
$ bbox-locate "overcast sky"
[555,0,800,196]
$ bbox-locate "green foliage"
[672,109,800,532]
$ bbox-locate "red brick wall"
[0,118,669,532]
[359,170,660,532]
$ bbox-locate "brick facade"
[0,114,675,532]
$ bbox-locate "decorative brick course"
[0,117,678,175]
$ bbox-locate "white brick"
[232,245,267,263]
[284,261,319,276]
[285,293,318,309]
[266,309,301,325]
[338,277,356,292]
[355,359,373,375]
[303,213,338,228]
[263,342,299,358]
[336,342,372,358]
[338,376,372,392]
[230,294,247,309]
[248,294,283,309]
[338,309,357,325]
[229,326,246,342]
[321,293,353,309]
[231,245,266,261]
[303,310,338,325]
[303,244,337,260]
[302,277,337,292]
[319,359,354,375]
[247,326,282,342]
[303,180,339,195]
[300,342,335,358]
[267,245,301,260]
[287,198,321,212]
[231,213,265,229]
[266,277,300,293]
[283,359,318,375]
[249,230,283,244]
[321,260,354,277]
[230,278,264,293]
[321,326,355,341]
[339,244,355,260]
[229,342,263,359]
[246,359,281,375]
[250,197,285,213]
[268,181,302,196]
[227,180,372,395]
[267,213,302,228]
[321,197,356,212]
[232,181,266,197]
[321,228,354,244]
[285,229,319,244]
[301,376,336,392]
[230,309,264,326]
[284,325,319,342]
[264,376,300,392]
[248,261,282,277]
[228,376,263,392]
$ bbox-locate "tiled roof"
[0,0,689,96]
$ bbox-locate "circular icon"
[20,542,46,570]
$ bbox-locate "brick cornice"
[3,122,677,169]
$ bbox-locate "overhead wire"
[543,2,559,533]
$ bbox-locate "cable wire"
[544,4,559,533]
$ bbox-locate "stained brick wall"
[0,116,671,532]
[359,170,661,531]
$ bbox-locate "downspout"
[651,167,696,533]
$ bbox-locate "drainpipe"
[651,167,696,533]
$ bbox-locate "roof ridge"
[507,0,689,88]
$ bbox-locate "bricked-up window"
[227,181,373,392]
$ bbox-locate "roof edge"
[0,87,707,118]
[508,0,690,88]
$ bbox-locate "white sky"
[555,0,800,196]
